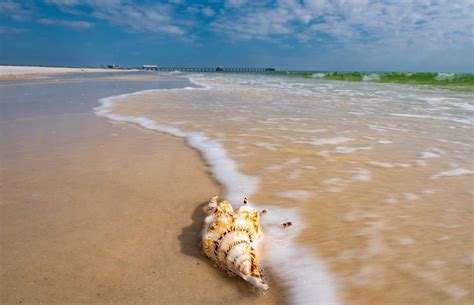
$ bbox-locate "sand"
[0,74,284,304]
[0,65,139,79]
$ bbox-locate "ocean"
[96,71,473,305]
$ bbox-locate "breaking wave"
[273,71,474,89]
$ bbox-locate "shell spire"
[201,195,269,291]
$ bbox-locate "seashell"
[201,195,269,291]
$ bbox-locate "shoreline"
[0,73,285,304]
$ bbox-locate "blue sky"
[1,0,473,72]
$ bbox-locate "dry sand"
[0,65,138,79]
[0,75,284,304]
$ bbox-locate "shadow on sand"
[178,201,209,264]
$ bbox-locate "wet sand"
[0,74,284,304]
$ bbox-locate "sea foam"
[430,168,474,179]
[260,205,340,305]
[275,190,312,200]
[311,137,354,145]
[94,85,341,305]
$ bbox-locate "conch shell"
[201,195,269,290]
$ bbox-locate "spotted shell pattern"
[201,196,269,290]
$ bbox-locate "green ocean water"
[271,71,474,91]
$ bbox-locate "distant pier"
[151,66,275,72]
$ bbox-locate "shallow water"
[104,73,473,305]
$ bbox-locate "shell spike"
[242,274,269,291]
[209,195,218,205]
[206,195,219,213]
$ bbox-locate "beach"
[0,65,138,79]
[3,0,473,303]
[0,72,283,304]
[1,70,472,305]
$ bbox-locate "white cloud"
[37,18,94,30]
[44,0,186,35]
[211,0,473,69]
[186,6,200,14]
[0,0,33,21]
[212,0,473,45]
[202,6,215,17]
[224,0,248,9]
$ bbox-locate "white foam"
[310,137,354,145]
[265,127,326,133]
[444,285,469,300]
[430,168,474,179]
[94,87,341,305]
[404,192,419,201]
[383,198,399,205]
[368,124,409,132]
[255,142,280,148]
[275,190,312,200]
[321,177,345,186]
[390,113,472,125]
[260,206,341,305]
[398,236,416,245]
[437,139,472,147]
[321,146,371,154]
[435,73,456,81]
[362,73,381,82]
[367,161,395,168]
[350,168,371,181]
[312,72,327,78]
[266,164,283,171]
[419,151,440,159]
[422,188,436,194]
[436,235,452,241]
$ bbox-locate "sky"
[0,0,473,72]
